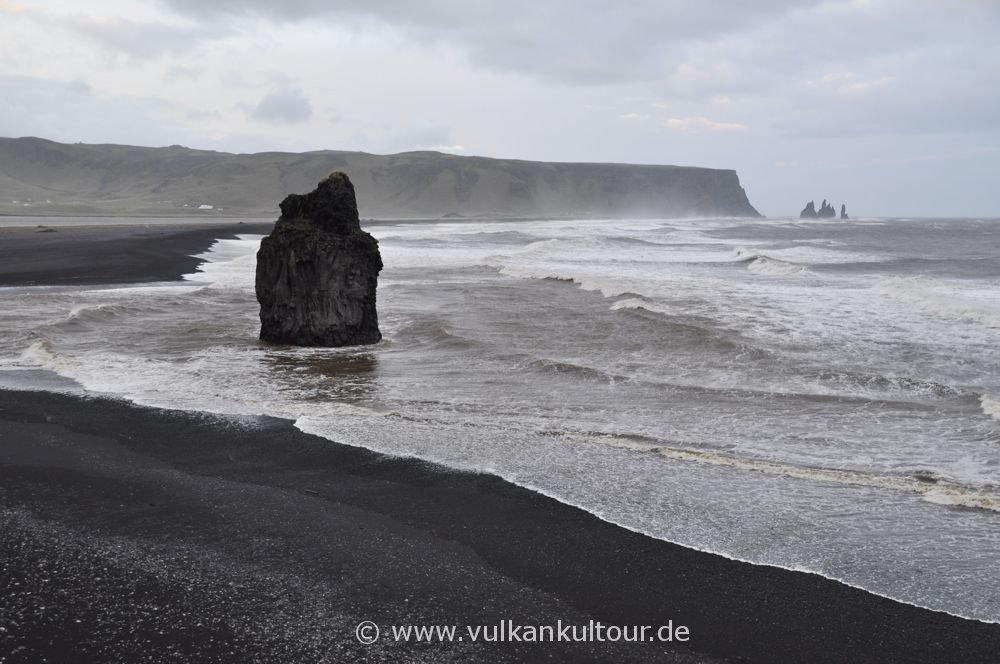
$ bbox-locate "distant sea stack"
[255,172,382,347]
[799,199,844,219]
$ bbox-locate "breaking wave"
[980,394,1000,422]
[873,276,1000,328]
[563,431,1000,513]
[522,357,627,384]
[3,215,1000,622]
[746,256,809,276]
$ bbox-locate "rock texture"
[800,199,844,219]
[0,136,761,219]
[255,172,382,347]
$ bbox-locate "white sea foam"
[66,302,115,321]
[746,256,809,276]
[19,340,73,372]
[873,276,1000,328]
[734,244,889,265]
[83,283,202,296]
[183,235,264,288]
[626,436,1000,513]
[4,215,1000,622]
[609,297,665,313]
[548,428,1000,512]
[980,394,1000,421]
[495,263,637,298]
[293,404,1000,622]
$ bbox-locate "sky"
[0,0,997,216]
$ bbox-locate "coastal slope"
[0,136,760,219]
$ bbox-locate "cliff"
[0,136,761,219]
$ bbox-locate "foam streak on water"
[2,219,1000,622]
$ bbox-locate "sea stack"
[840,204,849,220]
[800,199,840,219]
[255,172,382,346]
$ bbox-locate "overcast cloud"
[0,0,997,215]
[250,87,313,123]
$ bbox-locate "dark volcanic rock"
[818,199,836,218]
[800,199,842,219]
[840,204,849,220]
[255,172,382,346]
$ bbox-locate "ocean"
[2,216,998,622]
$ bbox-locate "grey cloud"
[55,14,217,59]
[250,88,313,123]
[186,109,223,121]
[158,0,1000,141]
[386,122,456,151]
[0,74,295,154]
[648,1,996,94]
[0,75,92,114]
[0,74,175,144]
[166,65,204,80]
[640,1,1000,137]
[343,120,458,154]
[163,0,812,84]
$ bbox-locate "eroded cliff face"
[0,137,762,218]
[255,172,382,347]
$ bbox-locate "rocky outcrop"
[255,172,382,347]
[800,198,844,219]
[840,204,849,220]
[0,137,762,219]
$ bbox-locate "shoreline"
[3,388,1000,663]
[0,222,273,286]
[2,221,999,661]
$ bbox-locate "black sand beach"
[2,223,999,663]
[0,222,273,287]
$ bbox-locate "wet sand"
[1,223,998,663]
[0,222,273,286]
